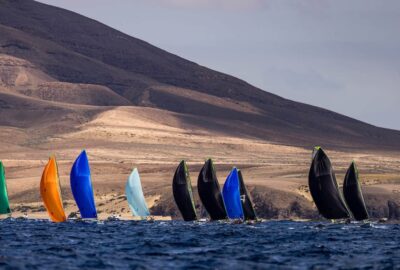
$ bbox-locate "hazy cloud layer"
[37,0,400,130]
[154,0,268,10]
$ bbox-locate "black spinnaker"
[197,159,227,220]
[172,160,197,221]
[343,162,369,221]
[238,170,257,220]
[309,147,350,219]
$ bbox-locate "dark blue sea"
[0,219,399,269]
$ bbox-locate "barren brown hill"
[0,54,399,221]
[0,0,400,149]
[0,1,399,220]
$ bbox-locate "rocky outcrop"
[150,185,319,220]
[388,200,400,220]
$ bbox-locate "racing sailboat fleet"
[0,147,369,222]
[173,159,257,222]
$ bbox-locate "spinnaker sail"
[125,168,150,217]
[308,147,350,219]
[343,162,369,221]
[70,150,97,219]
[238,170,257,220]
[222,168,244,219]
[0,161,11,216]
[172,160,197,221]
[197,159,227,220]
[40,156,66,222]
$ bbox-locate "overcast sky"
[38,0,400,130]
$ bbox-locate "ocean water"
[0,219,399,269]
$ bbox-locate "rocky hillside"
[0,0,399,149]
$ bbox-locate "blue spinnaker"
[70,150,97,219]
[222,168,244,219]
[125,168,150,217]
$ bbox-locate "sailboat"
[172,160,197,221]
[222,168,244,220]
[343,162,369,221]
[197,159,227,220]
[70,150,97,219]
[125,168,150,218]
[308,147,350,219]
[40,156,67,222]
[238,170,257,221]
[0,161,11,216]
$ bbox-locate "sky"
[37,0,400,130]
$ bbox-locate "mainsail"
[222,168,244,219]
[343,162,369,221]
[125,168,150,217]
[70,150,97,219]
[172,160,197,221]
[40,156,66,222]
[197,159,227,220]
[0,161,11,216]
[308,147,350,219]
[238,170,257,220]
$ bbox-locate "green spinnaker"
[0,161,11,215]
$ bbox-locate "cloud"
[153,0,268,11]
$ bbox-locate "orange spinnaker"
[40,157,66,222]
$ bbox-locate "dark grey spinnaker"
[172,160,197,221]
[197,159,227,220]
[343,162,369,221]
[238,170,257,220]
[308,147,350,219]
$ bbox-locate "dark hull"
[172,161,197,221]
[308,148,350,220]
[343,162,369,221]
[197,159,227,220]
[238,170,257,220]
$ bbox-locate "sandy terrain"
[0,54,399,221]
[0,104,399,220]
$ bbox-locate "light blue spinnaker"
[222,168,244,219]
[125,168,150,217]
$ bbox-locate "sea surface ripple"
[0,219,399,269]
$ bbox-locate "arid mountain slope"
[0,0,399,149]
[0,56,398,220]
[3,101,400,220]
